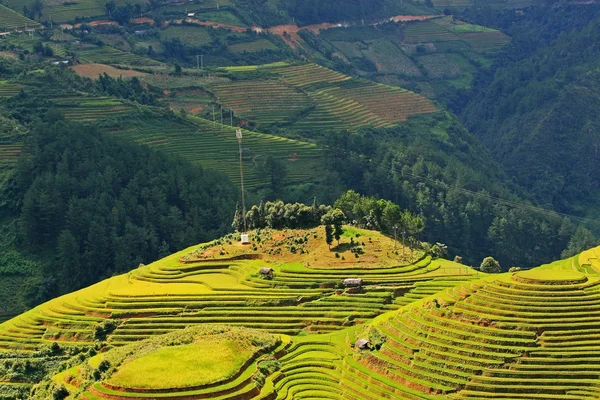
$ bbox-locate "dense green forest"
[316,115,594,268]
[0,119,237,312]
[458,4,600,218]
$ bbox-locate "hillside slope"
[0,227,481,397]
[460,4,600,218]
[21,245,600,399]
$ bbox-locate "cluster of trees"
[33,42,54,57]
[322,209,344,248]
[334,190,424,240]
[95,74,158,105]
[234,200,331,231]
[1,120,238,301]
[232,192,425,251]
[104,1,143,25]
[22,0,43,20]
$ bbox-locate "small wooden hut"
[343,278,363,288]
[355,338,371,350]
[259,267,274,279]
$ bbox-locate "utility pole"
[394,224,398,251]
[212,105,216,127]
[220,107,223,127]
[230,109,233,126]
[201,54,204,70]
[196,55,200,70]
[236,128,247,232]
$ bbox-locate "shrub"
[430,242,448,259]
[480,257,501,273]
[335,252,340,258]
[52,385,69,400]
[94,319,120,340]
[454,255,463,263]
[509,266,522,272]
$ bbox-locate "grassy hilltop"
[7,241,600,399]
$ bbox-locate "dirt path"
[174,18,248,32]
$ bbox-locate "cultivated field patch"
[72,64,147,79]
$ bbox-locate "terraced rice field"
[362,39,422,76]
[290,80,435,131]
[0,237,477,351]
[52,97,133,121]
[274,64,350,87]
[0,144,21,166]
[0,81,22,97]
[228,39,278,53]
[457,31,511,52]
[4,0,144,23]
[432,0,471,8]
[210,80,314,124]
[402,20,460,43]
[5,242,600,398]
[55,325,283,400]
[110,116,323,189]
[208,64,437,131]
[76,45,162,66]
[0,4,40,31]
[348,265,600,399]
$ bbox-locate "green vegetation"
[109,339,252,388]
[99,112,324,191]
[460,5,600,219]
[0,119,238,312]
[0,3,600,398]
[4,0,144,23]
[0,4,40,31]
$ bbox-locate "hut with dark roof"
[259,267,274,279]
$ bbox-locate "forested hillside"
[0,120,237,315]
[459,4,600,218]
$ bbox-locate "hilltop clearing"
[183,226,423,269]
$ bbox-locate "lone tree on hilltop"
[480,256,501,273]
[232,202,244,232]
[325,224,334,249]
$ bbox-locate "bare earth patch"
[72,64,147,79]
